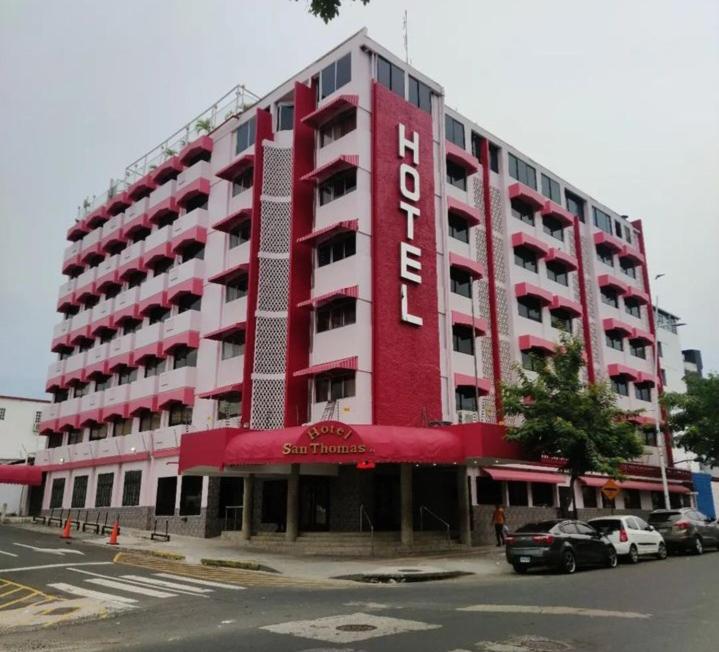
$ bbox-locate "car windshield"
[516,521,559,533]
[649,511,681,524]
[591,519,622,533]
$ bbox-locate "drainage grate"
[43,606,80,616]
[335,624,378,632]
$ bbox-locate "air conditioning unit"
[457,410,479,424]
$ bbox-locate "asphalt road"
[1,524,718,651]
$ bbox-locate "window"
[531,483,554,507]
[151,257,174,276]
[228,220,251,249]
[78,339,93,352]
[593,207,613,234]
[620,259,637,279]
[125,271,146,289]
[476,477,503,505]
[144,356,165,378]
[596,244,614,267]
[518,296,542,322]
[277,103,294,131]
[611,378,629,396]
[522,351,544,372]
[582,485,598,508]
[471,133,499,173]
[630,342,646,359]
[221,331,246,359]
[511,199,534,225]
[542,215,564,241]
[635,384,652,402]
[546,261,569,286]
[317,232,356,267]
[314,373,355,402]
[73,382,90,398]
[321,52,351,99]
[408,76,431,113]
[0,408,7,421]
[173,346,197,370]
[446,160,467,190]
[95,473,114,508]
[139,411,162,432]
[122,470,142,507]
[319,168,356,205]
[155,477,177,516]
[452,325,475,355]
[179,242,205,263]
[644,431,658,447]
[319,110,356,148]
[231,168,253,196]
[50,478,65,509]
[625,299,641,319]
[217,393,241,420]
[623,225,633,243]
[507,481,529,506]
[148,306,171,324]
[600,287,619,308]
[450,267,472,298]
[614,220,623,239]
[176,293,202,314]
[657,341,663,358]
[623,489,642,509]
[235,117,256,155]
[225,276,248,302]
[455,386,477,412]
[89,423,108,441]
[514,247,538,273]
[112,417,133,437]
[376,55,403,97]
[99,329,117,343]
[551,310,573,333]
[48,432,63,448]
[660,368,667,385]
[179,476,203,516]
[508,153,537,189]
[168,404,193,426]
[117,366,138,386]
[53,388,69,403]
[71,475,88,509]
[316,300,356,333]
[540,174,560,203]
[445,115,465,148]
[605,331,624,351]
[448,213,469,243]
[67,429,83,445]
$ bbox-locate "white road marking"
[84,578,176,598]
[12,543,85,556]
[261,612,441,643]
[154,573,245,591]
[48,582,138,605]
[0,561,112,573]
[0,550,18,557]
[66,567,203,596]
[119,575,212,594]
[458,604,651,619]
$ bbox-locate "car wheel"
[561,550,576,574]
[693,536,703,555]
[656,543,667,560]
[606,546,618,568]
[513,564,528,574]
[627,544,639,564]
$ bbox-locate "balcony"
[68,309,92,344]
[508,182,545,210]
[100,212,125,252]
[179,135,213,167]
[90,297,115,335]
[128,374,159,415]
[107,191,130,216]
[138,272,168,315]
[113,286,140,323]
[46,359,64,391]
[74,266,97,302]
[39,403,60,433]
[107,332,135,370]
[151,156,184,186]
[118,240,145,279]
[206,295,247,339]
[62,350,87,385]
[157,367,196,408]
[62,241,83,275]
[95,254,120,293]
[175,161,211,209]
[227,184,253,218]
[167,258,205,303]
[128,173,157,201]
[124,197,150,237]
[85,342,109,377]
[86,206,109,230]
[162,309,201,354]
[134,321,162,363]
[79,227,102,264]
[67,218,89,243]
[147,181,178,224]
[51,319,72,352]
[152,427,183,453]
[141,225,172,268]
[170,208,208,252]
[103,383,130,419]
[57,397,81,430]
[79,390,104,425]
[57,278,77,312]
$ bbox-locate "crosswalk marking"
[48,582,138,605]
[119,575,212,594]
[153,573,246,591]
[0,550,18,557]
[84,578,176,598]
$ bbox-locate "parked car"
[505,519,617,574]
[648,508,719,555]
[589,515,667,563]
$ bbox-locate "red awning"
[619,245,645,266]
[203,322,247,341]
[484,467,567,484]
[630,328,655,345]
[197,383,243,399]
[209,262,249,285]
[603,318,633,336]
[297,219,359,244]
[301,155,359,184]
[176,178,210,207]
[445,141,480,174]
[127,175,157,201]
[545,248,578,271]
[454,373,492,395]
[451,310,488,335]
[593,231,624,253]
[179,135,213,166]
[607,363,639,381]
[518,334,556,355]
[162,330,200,355]
[0,464,43,486]
[294,356,358,377]
[597,274,629,295]
[508,182,545,209]
[581,476,689,494]
[147,197,179,225]
[298,286,358,309]
[150,156,184,184]
[302,94,359,128]
[449,253,485,278]
[447,196,481,226]
[511,232,550,257]
[157,386,194,408]
[541,201,575,227]
[212,207,252,234]
[216,154,254,181]
[625,287,649,305]
[167,278,204,302]
[515,282,553,305]
[549,294,582,317]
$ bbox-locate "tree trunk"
[569,474,579,520]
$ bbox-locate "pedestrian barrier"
[100,512,120,535]
[107,518,120,545]
[47,508,63,526]
[82,511,101,534]
[150,518,171,542]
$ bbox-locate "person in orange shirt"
[491,504,506,546]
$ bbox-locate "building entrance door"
[299,477,330,531]
[374,473,400,531]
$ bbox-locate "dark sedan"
[505,519,618,574]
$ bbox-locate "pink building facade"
[37,30,692,543]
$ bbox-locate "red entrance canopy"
[0,464,43,486]
[580,476,690,494]
[484,467,567,484]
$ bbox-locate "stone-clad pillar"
[400,464,414,546]
[241,475,254,540]
[286,464,300,542]
[457,466,472,545]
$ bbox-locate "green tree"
[295,0,370,23]
[664,373,719,467]
[502,335,644,518]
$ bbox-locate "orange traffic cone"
[60,516,72,540]
[107,519,120,545]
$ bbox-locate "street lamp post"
[653,274,671,510]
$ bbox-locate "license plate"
[519,556,531,563]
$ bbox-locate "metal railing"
[359,504,375,556]
[419,505,451,542]
[224,505,244,532]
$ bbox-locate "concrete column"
[241,474,254,540]
[400,463,414,546]
[457,466,472,546]
[286,464,300,542]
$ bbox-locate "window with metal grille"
[48,432,64,448]
[122,470,142,507]
[155,477,177,516]
[71,475,88,508]
[95,473,114,508]
[50,478,65,509]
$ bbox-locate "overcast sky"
[0,0,717,398]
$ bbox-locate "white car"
[588,515,667,563]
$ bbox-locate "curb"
[200,558,278,573]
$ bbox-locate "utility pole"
[653,274,671,509]
[402,10,409,63]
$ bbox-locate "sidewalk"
[9,520,510,582]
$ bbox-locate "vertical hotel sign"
[371,81,442,425]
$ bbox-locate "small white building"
[0,394,49,516]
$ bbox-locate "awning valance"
[0,464,43,486]
[302,94,359,128]
[209,262,249,285]
[197,383,243,400]
[484,467,566,484]
[297,286,358,309]
[216,154,254,182]
[301,155,358,184]
[294,356,358,377]
[296,219,358,244]
[581,476,690,494]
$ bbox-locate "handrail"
[419,505,451,542]
[359,504,375,556]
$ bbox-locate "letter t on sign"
[398,124,419,164]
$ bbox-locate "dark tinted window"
[72,476,88,509]
[575,522,596,536]
[377,56,403,97]
[155,477,177,516]
[593,207,613,234]
[541,174,560,203]
[448,213,469,243]
[235,117,256,155]
[648,511,681,524]
[408,76,431,113]
[277,104,294,131]
[321,52,351,99]
[508,153,536,189]
[560,522,579,534]
[179,476,203,516]
[516,521,560,533]
[446,160,467,190]
[445,115,465,148]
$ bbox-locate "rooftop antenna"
[402,10,409,63]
